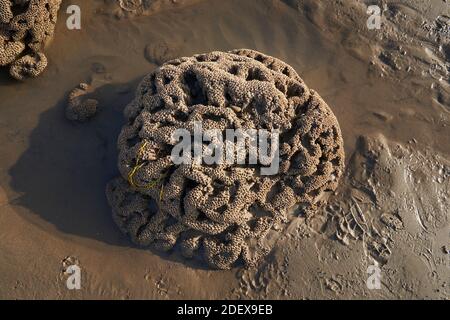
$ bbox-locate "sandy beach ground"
[0,0,448,299]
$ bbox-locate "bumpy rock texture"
[106,49,345,269]
[65,83,99,122]
[0,0,61,80]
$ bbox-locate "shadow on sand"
[8,78,141,248]
[8,75,212,270]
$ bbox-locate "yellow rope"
[128,141,166,201]
[159,183,165,202]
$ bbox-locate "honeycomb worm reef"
[0,0,61,80]
[106,49,345,269]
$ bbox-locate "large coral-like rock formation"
[0,0,61,80]
[106,49,345,269]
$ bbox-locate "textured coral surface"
[0,0,61,80]
[65,83,99,122]
[106,49,345,269]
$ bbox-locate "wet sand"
[0,0,448,299]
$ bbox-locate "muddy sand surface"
[0,0,449,299]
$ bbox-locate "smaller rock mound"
[65,83,99,122]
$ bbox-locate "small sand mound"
[106,49,345,269]
[119,0,142,12]
[0,0,61,80]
